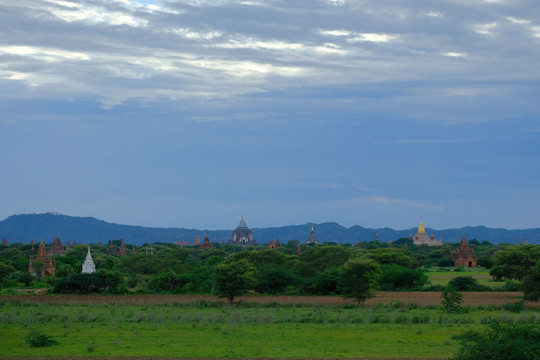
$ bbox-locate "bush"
[451,320,540,360]
[441,286,463,313]
[25,330,58,347]
[379,265,428,290]
[501,279,522,292]
[448,276,488,291]
[522,262,540,301]
[51,270,126,294]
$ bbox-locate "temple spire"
[418,217,426,234]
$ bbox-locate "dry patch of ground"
[1,291,531,307]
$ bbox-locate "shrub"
[25,330,58,347]
[502,301,524,313]
[501,279,522,292]
[448,276,488,291]
[441,286,463,313]
[379,265,428,290]
[451,320,540,360]
[522,262,540,301]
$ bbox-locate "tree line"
[0,239,539,302]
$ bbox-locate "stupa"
[49,237,65,255]
[413,218,442,246]
[228,216,256,246]
[306,225,319,244]
[81,246,96,274]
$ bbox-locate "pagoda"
[49,237,65,255]
[29,240,56,278]
[413,218,442,246]
[118,238,127,256]
[268,239,277,249]
[453,235,477,267]
[200,232,214,249]
[228,217,256,246]
[81,246,96,274]
[306,225,319,244]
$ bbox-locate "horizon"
[1,1,539,230]
[2,211,538,232]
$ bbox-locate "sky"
[1,0,539,231]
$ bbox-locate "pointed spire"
[418,217,426,234]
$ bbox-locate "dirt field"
[0,291,531,307]
[0,358,446,360]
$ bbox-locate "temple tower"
[306,225,319,244]
[228,216,256,246]
[413,217,442,246]
[453,235,477,267]
[81,246,96,274]
[29,239,56,278]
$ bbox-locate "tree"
[379,265,428,290]
[448,276,488,291]
[522,262,540,301]
[213,259,257,304]
[451,321,540,360]
[441,286,463,313]
[339,259,381,305]
[492,245,540,280]
[362,248,418,269]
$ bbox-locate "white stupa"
[81,246,96,274]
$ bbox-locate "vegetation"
[213,259,258,303]
[339,258,381,305]
[451,320,540,360]
[0,240,538,297]
[1,299,539,358]
[441,286,464,313]
[25,330,58,348]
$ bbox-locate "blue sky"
[1,0,539,230]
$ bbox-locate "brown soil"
[0,358,447,360]
[0,292,533,307]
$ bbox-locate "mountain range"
[0,213,538,246]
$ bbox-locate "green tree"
[362,248,418,269]
[451,321,540,360]
[379,265,428,290]
[0,261,16,282]
[441,286,463,313]
[448,276,488,291]
[213,259,257,304]
[492,245,540,280]
[339,259,381,305]
[522,262,540,301]
[308,267,340,295]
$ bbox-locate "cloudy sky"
[1,0,539,230]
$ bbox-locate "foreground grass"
[1,299,539,359]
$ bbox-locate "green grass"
[1,300,538,358]
[425,268,505,289]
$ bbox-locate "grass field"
[1,295,539,359]
[424,268,504,289]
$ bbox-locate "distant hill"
[0,213,538,246]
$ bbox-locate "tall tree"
[339,259,381,305]
[213,259,257,304]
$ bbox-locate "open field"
[1,294,539,359]
[424,269,503,289]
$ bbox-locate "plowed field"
[1,291,530,307]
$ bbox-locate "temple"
[452,235,477,267]
[200,232,214,249]
[306,225,319,244]
[49,237,66,256]
[81,246,96,274]
[268,239,277,249]
[29,239,56,278]
[228,217,256,246]
[413,217,442,246]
